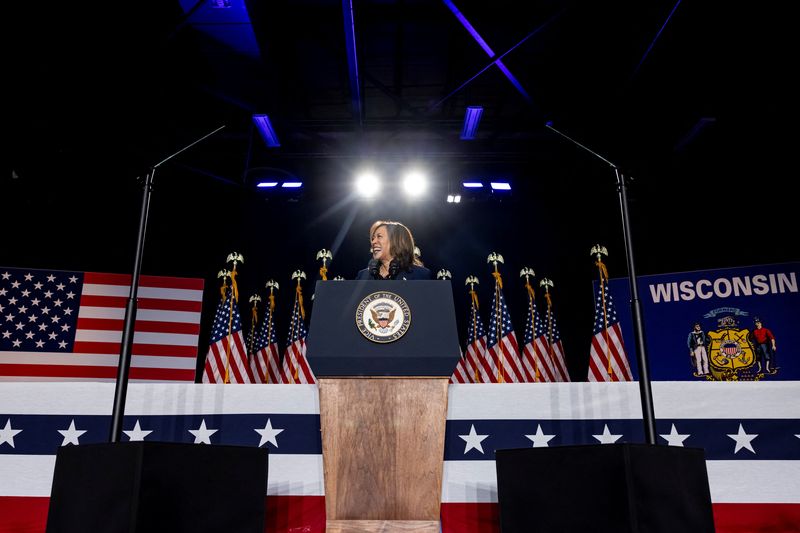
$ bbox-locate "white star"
[63,308,73,316]
[189,419,218,444]
[660,424,691,447]
[56,283,65,291]
[58,341,67,349]
[43,290,52,298]
[525,424,556,447]
[66,291,75,299]
[15,322,24,331]
[0,419,23,448]
[47,275,56,282]
[41,306,50,315]
[11,281,20,289]
[254,419,284,447]
[28,314,38,323]
[727,423,758,454]
[18,305,27,314]
[1,330,10,339]
[5,314,13,322]
[124,420,153,441]
[12,339,21,348]
[35,340,45,348]
[61,324,71,332]
[58,419,87,446]
[33,282,43,290]
[21,289,30,297]
[54,299,63,307]
[48,332,58,340]
[459,424,489,454]
[8,297,17,306]
[38,323,48,331]
[1,272,10,280]
[69,275,78,283]
[30,298,40,306]
[592,424,623,444]
[25,332,34,339]
[51,315,60,323]
[0,288,5,296]
[24,273,34,281]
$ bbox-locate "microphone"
[368,259,380,279]
[388,259,399,280]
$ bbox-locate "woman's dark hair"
[369,220,424,271]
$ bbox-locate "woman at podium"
[355,220,432,280]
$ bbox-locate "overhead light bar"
[253,114,281,147]
[490,182,511,191]
[462,181,484,188]
[460,106,484,140]
[256,181,279,188]
[281,182,303,188]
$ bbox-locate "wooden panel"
[319,378,448,520]
[326,520,440,532]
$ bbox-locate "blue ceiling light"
[253,114,280,147]
[462,181,484,188]
[460,106,484,140]
[281,182,303,188]
[490,182,511,191]
[256,181,278,188]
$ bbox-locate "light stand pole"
[109,125,226,443]
[545,122,657,445]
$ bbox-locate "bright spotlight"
[447,194,454,203]
[453,194,461,203]
[402,170,428,197]
[355,172,381,198]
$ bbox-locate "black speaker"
[495,444,715,533]
[46,442,268,533]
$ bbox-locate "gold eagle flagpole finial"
[437,269,452,280]
[226,252,244,303]
[291,270,307,321]
[332,275,345,281]
[316,249,333,280]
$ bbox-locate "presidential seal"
[356,291,411,343]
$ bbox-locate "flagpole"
[545,122,657,445]
[109,125,226,443]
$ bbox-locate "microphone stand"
[545,122,657,445]
[109,125,226,443]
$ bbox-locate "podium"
[307,281,460,524]
[495,444,715,533]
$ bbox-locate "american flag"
[486,281,525,383]
[280,290,316,385]
[0,267,202,382]
[0,382,327,533]
[202,286,253,383]
[539,300,570,382]
[440,382,800,533]
[520,287,556,382]
[251,301,282,384]
[588,277,633,381]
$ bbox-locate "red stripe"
[76,317,200,335]
[712,503,800,533]
[441,502,500,533]
[265,495,326,533]
[84,272,204,290]
[78,295,202,311]
[0,496,49,533]
[0,495,325,533]
[0,363,194,381]
[72,342,197,357]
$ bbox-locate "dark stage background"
[4,1,796,380]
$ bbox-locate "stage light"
[447,194,454,203]
[355,172,381,198]
[460,106,484,140]
[402,170,428,198]
[453,194,461,203]
[253,114,280,148]
[256,181,278,188]
[490,182,511,191]
[281,182,303,188]
[462,181,484,188]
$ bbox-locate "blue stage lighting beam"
[631,0,683,79]
[253,114,280,147]
[461,106,484,140]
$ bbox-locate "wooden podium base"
[326,520,440,532]
[318,377,449,521]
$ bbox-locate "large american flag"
[202,287,253,384]
[280,291,316,385]
[0,382,326,533]
[450,293,489,384]
[539,298,570,382]
[0,267,202,382]
[486,281,525,383]
[440,382,800,533]
[588,277,633,381]
[250,301,282,384]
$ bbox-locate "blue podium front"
[305,280,461,376]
